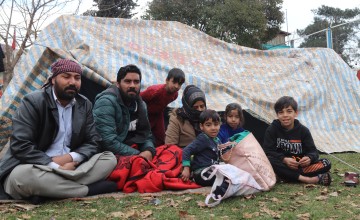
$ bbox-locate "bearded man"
[93,64,155,161]
[0,59,118,202]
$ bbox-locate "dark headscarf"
[176,85,206,135]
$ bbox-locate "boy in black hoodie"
[263,96,331,185]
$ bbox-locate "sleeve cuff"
[69,152,85,162]
[143,147,156,157]
[47,162,60,169]
[182,160,191,167]
[307,155,315,162]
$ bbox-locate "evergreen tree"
[89,0,139,18]
[144,0,284,49]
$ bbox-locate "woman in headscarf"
[165,85,206,148]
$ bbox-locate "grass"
[1,153,359,220]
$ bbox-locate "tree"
[297,5,360,66]
[85,0,138,18]
[0,0,81,89]
[142,0,208,31]
[143,0,284,49]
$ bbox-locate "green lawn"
[1,153,359,220]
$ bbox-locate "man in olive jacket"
[93,64,155,161]
[0,59,117,202]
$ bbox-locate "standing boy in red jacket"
[140,68,185,147]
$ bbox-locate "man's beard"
[54,83,79,101]
[119,87,139,104]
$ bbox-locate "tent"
[0,15,359,153]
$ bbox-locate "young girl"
[218,103,245,143]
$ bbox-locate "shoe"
[318,172,331,186]
[27,196,49,205]
[213,178,229,199]
[344,172,359,187]
[87,180,118,196]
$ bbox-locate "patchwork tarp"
[0,15,359,153]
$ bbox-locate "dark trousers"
[268,156,331,182]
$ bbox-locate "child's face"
[226,109,241,129]
[277,106,298,130]
[200,118,221,138]
[165,78,183,94]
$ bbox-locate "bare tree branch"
[0,0,81,88]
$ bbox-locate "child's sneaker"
[318,172,331,186]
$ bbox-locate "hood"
[94,84,122,103]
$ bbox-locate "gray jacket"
[0,86,101,199]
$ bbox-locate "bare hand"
[181,167,191,182]
[139,151,153,161]
[59,161,79,170]
[52,154,73,166]
[283,157,299,170]
[299,156,311,167]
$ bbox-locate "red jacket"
[140,84,178,146]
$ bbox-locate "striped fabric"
[0,15,359,153]
[302,159,331,174]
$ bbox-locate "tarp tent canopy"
[0,15,359,153]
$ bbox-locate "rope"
[285,18,360,44]
[324,151,360,173]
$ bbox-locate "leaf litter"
[110,209,153,219]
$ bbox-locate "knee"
[99,151,117,170]
[6,165,42,197]
[7,165,39,186]
[321,158,331,167]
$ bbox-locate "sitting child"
[218,103,245,143]
[263,96,331,185]
[181,109,221,186]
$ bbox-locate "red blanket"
[108,145,201,193]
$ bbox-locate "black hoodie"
[262,119,319,163]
